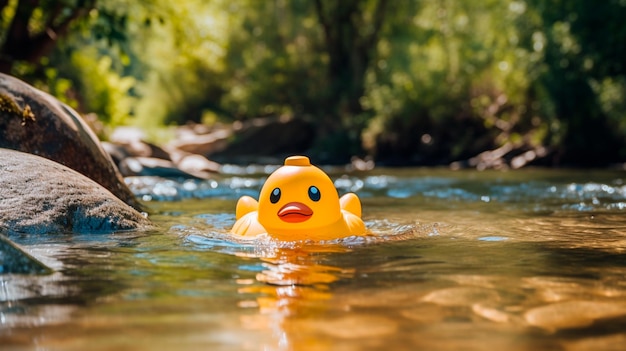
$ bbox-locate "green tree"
[361,0,540,166]
[312,0,388,131]
[1,0,178,127]
[219,0,392,160]
[524,0,626,165]
[130,0,230,127]
[0,0,96,74]
[3,0,625,166]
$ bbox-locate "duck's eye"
[270,188,281,203]
[308,186,321,202]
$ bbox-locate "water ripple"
[126,173,626,212]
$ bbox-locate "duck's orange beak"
[277,202,313,223]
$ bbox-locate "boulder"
[0,73,139,208]
[0,149,152,235]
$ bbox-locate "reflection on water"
[2,168,626,350]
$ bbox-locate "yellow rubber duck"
[231,155,367,241]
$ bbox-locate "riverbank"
[102,118,626,182]
[103,118,376,180]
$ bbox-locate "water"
[2,167,626,350]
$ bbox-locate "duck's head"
[257,156,341,237]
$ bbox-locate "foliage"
[128,0,231,128]
[68,49,135,126]
[1,0,625,166]
[522,0,626,164]
[0,0,138,125]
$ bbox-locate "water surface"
[2,167,626,350]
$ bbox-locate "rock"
[174,153,220,179]
[169,128,231,156]
[134,140,171,160]
[110,139,171,161]
[106,125,221,179]
[109,126,147,144]
[0,73,139,208]
[210,116,315,163]
[101,141,131,166]
[294,315,398,339]
[0,149,152,235]
[471,304,512,323]
[524,301,626,331]
[119,156,203,179]
[104,137,221,179]
[103,140,176,177]
[0,232,51,274]
[421,287,501,307]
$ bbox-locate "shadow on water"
[1,167,626,350]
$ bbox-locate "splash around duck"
[231,156,367,241]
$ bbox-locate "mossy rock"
[0,73,139,209]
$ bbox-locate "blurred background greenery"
[1,0,625,167]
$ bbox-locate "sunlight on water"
[2,168,626,350]
[125,168,626,213]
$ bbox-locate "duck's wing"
[235,196,258,220]
[342,210,367,235]
[339,193,362,217]
[231,211,266,237]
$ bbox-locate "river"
[2,166,626,350]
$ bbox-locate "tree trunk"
[313,0,388,132]
[0,0,95,74]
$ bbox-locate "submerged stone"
[524,301,626,331]
[296,315,398,339]
[421,287,501,307]
[0,233,51,274]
